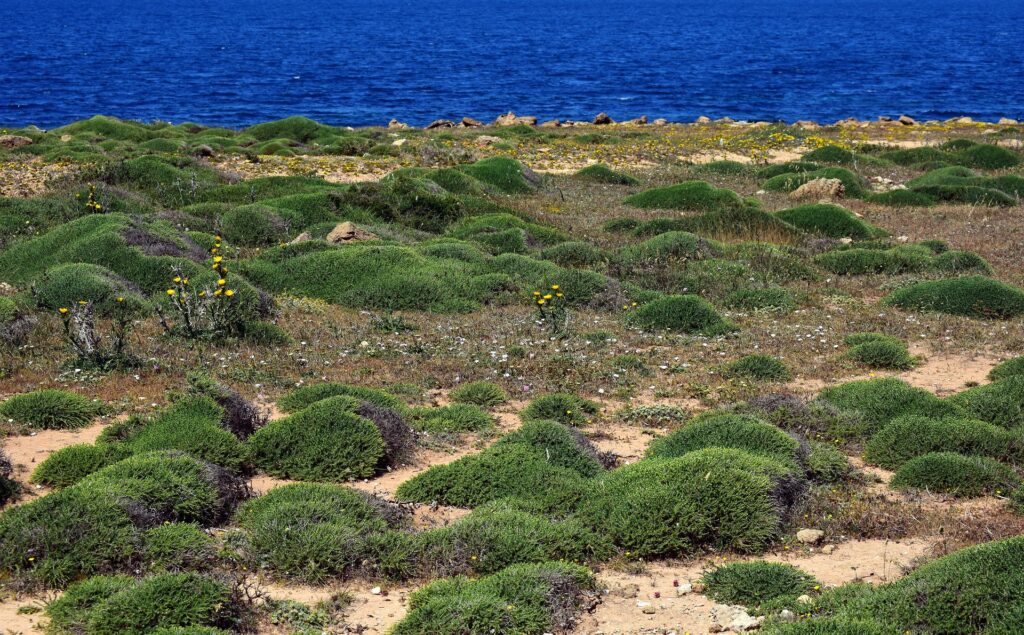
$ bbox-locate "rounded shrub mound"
[890,451,1019,497]
[866,188,936,207]
[540,241,606,268]
[815,245,932,276]
[246,396,386,481]
[726,355,791,381]
[954,143,1020,169]
[31,443,130,489]
[33,262,151,317]
[392,562,596,635]
[817,378,960,434]
[578,453,784,557]
[775,204,881,240]
[142,523,217,572]
[946,376,1024,428]
[407,403,494,433]
[276,382,403,413]
[395,443,593,514]
[863,415,1010,469]
[626,294,736,335]
[802,145,856,164]
[575,163,639,185]
[646,414,802,468]
[0,389,103,430]
[219,204,289,246]
[723,287,796,312]
[234,483,391,582]
[845,338,916,370]
[521,392,599,426]
[493,419,609,477]
[763,168,867,198]
[456,157,535,195]
[933,250,993,274]
[450,380,509,408]
[623,180,744,211]
[989,356,1024,381]
[702,561,818,607]
[883,276,1024,319]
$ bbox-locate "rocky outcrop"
[593,112,614,125]
[0,134,32,149]
[387,119,410,129]
[494,112,537,126]
[426,119,455,129]
[789,178,845,200]
[460,116,483,127]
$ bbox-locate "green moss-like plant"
[626,295,736,335]
[702,561,818,607]
[723,287,796,312]
[623,180,744,211]
[32,262,151,317]
[31,443,130,489]
[244,116,336,142]
[883,276,1024,319]
[457,157,534,194]
[276,382,403,413]
[890,451,1019,497]
[932,250,993,274]
[646,414,802,468]
[817,378,960,434]
[775,204,882,240]
[946,376,1024,428]
[802,145,856,164]
[815,245,933,275]
[864,416,1010,469]
[845,337,916,370]
[246,396,386,481]
[726,355,792,381]
[492,419,607,478]
[450,381,509,407]
[866,189,937,207]
[142,523,217,572]
[0,389,103,430]
[540,241,607,268]
[954,144,1020,169]
[989,356,1024,381]
[575,163,639,185]
[407,403,494,433]
[46,574,139,633]
[521,393,599,426]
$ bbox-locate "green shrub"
[954,144,1020,169]
[246,396,386,481]
[0,389,103,430]
[31,443,129,489]
[617,231,721,265]
[449,213,567,254]
[864,416,1010,469]
[46,574,139,633]
[775,204,882,240]
[890,452,1019,497]
[393,562,596,635]
[626,295,736,335]
[702,561,818,607]
[142,523,217,571]
[418,501,614,575]
[493,419,608,477]
[623,180,744,211]
[244,116,336,142]
[802,145,856,164]
[450,381,509,407]
[695,159,750,174]
[756,161,820,179]
[521,393,599,426]
[866,189,936,207]
[408,403,494,433]
[845,339,916,370]
[540,241,607,268]
[235,483,410,581]
[817,378,959,434]
[989,356,1024,381]
[219,204,290,246]
[815,245,932,275]
[879,146,946,166]
[242,320,292,345]
[602,217,641,233]
[82,572,236,634]
[763,168,867,198]
[932,250,993,274]
[395,443,593,514]
[32,263,151,317]
[883,276,1024,319]
[52,115,158,141]
[805,441,852,484]
[726,355,791,381]
[457,157,534,194]
[575,163,639,185]
[578,452,784,557]
[276,382,403,413]
[646,414,802,468]
[946,376,1024,428]
[723,287,796,312]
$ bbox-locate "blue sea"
[1,0,1022,128]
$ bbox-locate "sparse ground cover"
[1,115,1024,633]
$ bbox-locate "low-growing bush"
[626,294,736,335]
[933,250,993,274]
[864,415,1010,469]
[817,378,960,434]
[890,452,1019,497]
[866,188,936,207]
[763,168,867,198]
[946,376,1024,428]
[623,180,744,211]
[31,443,130,489]
[521,393,599,426]
[408,403,494,433]
[775,204,882,240]
[540,241,607,268]
[142,523,217,572]
[246,396,386,481]
[726,355,792,381]
[646,414,802,468]
[989,356,1024,381]
[276,382,403,413]
[0,389,103,430]
[575,163,639,185]
[802,145,856,165]
[845,336,916,370]
[702,561,818,607]
[457,157,535,194]
[805,441,852,484]
[493,419,610,476]
[450,380,509,407]
[723,287,796,312]
[815,245,932,275]
[954,143,1020,169]
[883,276,1024,319]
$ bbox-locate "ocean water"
[1,0,1022,128]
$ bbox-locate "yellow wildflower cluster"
[532,284,563,306]
[75,184,103,212]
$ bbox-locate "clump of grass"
[142,523,217,572]
[246,396,386,481]
[815,245,933,275]
[450,381,509,408]
[932,250,993,274]
[623,180,744,211]
[726,355,792,381]
[0,389,103,430]
[407,403,494,433]
[866,189,936,207]
[457,157,535,194]
[890,452,1019,498]
[702,561,818,607]
[954,143,1020,169]
[521,393,599,426]
[946,376,1024,428]
[863,415,1011,470]
[775,204,883,240]
[843,333,916,370]
[244,116,337,142]
[802,145,856,164]
[989,356,1024,381]
[574,163,639,185]
[31,443,130,489]
[723,287,796,312]
[626,295,736,335]
[883,276,1024,319]
[763,168,867,198]
[276,382,403,413]
[646,414,802,469]
[540,241,607,268]
[494,419,610,476]
[817,378,959,435]
[32,262,151,317]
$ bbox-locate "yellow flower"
[532,291,541,296]
[116,297,124,303]
[166,289,176,296]
[182,278,189,285]
[214,235,222,241]
[217,278,226,286]
[78,300,87,305]
[214,289,223,296]
[543,294,552,300]
[213,256,223,263]
[224,289,234,297]
[58,307,69,314]
[551,284,559,290]
[173,276,182,283]
[198,291,206,297]
[556,293,563,298]
[537,299,545,305]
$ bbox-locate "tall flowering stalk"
[156,235,243,339]
[56,297,135,368]
[532,283,569,334]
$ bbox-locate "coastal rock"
[948,116,974,124]
[194,144,215,157]
[878,115,892,122]
[652,118,668,126]
[326,221,378,244]
[789,178,844,200]
[391,138,407,147]
[540,119,562,127]
[593,112,614,125]
[474,135,502,147]
[796,528,825,544]
[794,120,819,129]
[998,117,1019,125]
[695,116,712,124]
[623,115,648,125]
[0,134,32,149]
[388,119,410,129]
[460,116,483,127]
[426,119,455,129]
[710,604,763,632]
[898,114,917,125]
[494,112,537,126]
[835,117,861,128]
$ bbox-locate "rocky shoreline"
[393,111,1021,131]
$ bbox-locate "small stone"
[652,118,668,126]
[898,114,917,125]
[676,582,692,596]
[796,528,825,544]
[692,581,705,593]
[780,609,796,621]
[897,235,909,243]
[789,178,844,200]
[387,119,409,129]
[474,135,501,147]
[461,116,483,127]
[878,115,892,122]
[370,586,382,595]
[797,594,813,604]
[695,116,711,124]
[821,544,836,554]
[794,120,819,129]
[998,117,1019,125]
[540,119,561,127]
[391,138,407,147]
[0,134,32,149]
[624,115,648,125]
[641,605,656,614]
[426,119,455,129]
[593,112,614,125]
